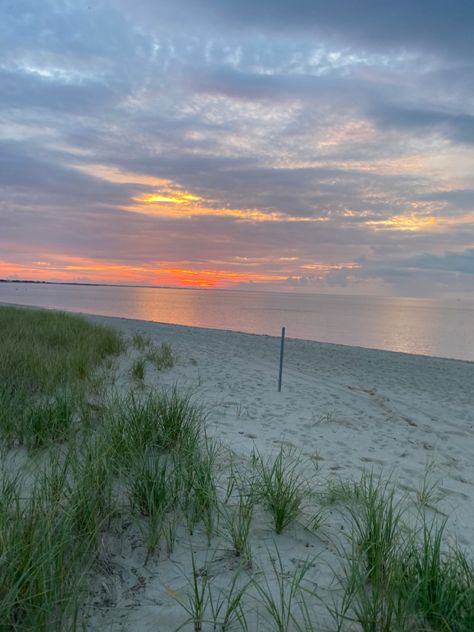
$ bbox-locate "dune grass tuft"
[146,342,174,370]
[253,447,305,534]
[402,517,474,631]
[0,462,98,631]
[132,332,151,351]
[252,546,317,632]
[0,306,123,446]
[130,357,146,381]
[106,388,203,472]
[127,451,180,562]
[222,486,254,564]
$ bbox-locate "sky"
[1,0,474,297]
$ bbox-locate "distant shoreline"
[0,278,196,291]
[2,279,473,303]
[0,279,276,295]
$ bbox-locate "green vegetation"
[253,447,305,534]
[146,341,174,370]
[222,486,254,564]
[317,477,363,507]
[131,332,151,351]
[128,452,176,562]
[176,552,249,632]
[415,461,444,507]
[0,307,122,629]
[130,356,146,381]
[0,305,123,446]
[341,474,408,632]
[208,569,250,631]
[0,437,116,631]
[0,471,84,630]
[175,551,210,632]
[106,388,203,465]
[1,305,473,632]
[334,474,474,632]
[402,518,474,631]
[252,546,316,632]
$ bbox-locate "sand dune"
[81,314,474,630]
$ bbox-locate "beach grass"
[340,474,410,632]
[2,306,473,631]
[106,388,203,465]
[401,517,474,631]
[349,473,405,584]
[222,485,254,564]
[0,461,96,630]
[317,477,363,507]
[0,305,123,446]
[130,356,146,381]
[131,332,151,351]
[332,474,474,632]
[0,307,122,629]
[253,447,305,534]
[207,568,250,631]
[146,341,174,370]
[175,550,210,632]
[252,545,316,632]
[174,434,219,542]
[175,551,250,632]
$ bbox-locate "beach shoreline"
[3,304,474,629]
[2,299,474,365]
[89,310,474,522]
[95,311,474,629]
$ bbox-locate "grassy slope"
[0,306,124,630]
[0,305,123,445]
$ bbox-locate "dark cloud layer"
[370,105,474,145]
[1,0,473,296]
[156,0,474,58]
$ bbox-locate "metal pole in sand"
[278,326,285,392]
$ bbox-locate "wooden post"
[278,326,285,392]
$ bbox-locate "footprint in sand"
[238,431,257,439]
[360,456,385,465]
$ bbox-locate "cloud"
[122,0,474,58]
[0,140,138,207]
[423,189,474,212]
[370,104,474,144]
[0,67,121,114]
[1,0,474,296]
[404,249,474,275]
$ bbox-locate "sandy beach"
[72,313,474,630]
[5,2,474,628]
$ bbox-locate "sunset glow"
[2,249,365,288]
[138,192,202,204]
[1,1,473,297]
[366,215,438,232]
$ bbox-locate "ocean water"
[1,282,473,362]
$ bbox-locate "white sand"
[74,313,474,630]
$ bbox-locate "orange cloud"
[365,214,438,231]
[127,198,328,223]
[71,161,330,224]
[0,256,288,288]
[1,252,365,291]
[138,192,202,204]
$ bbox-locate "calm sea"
[1,282,473,362]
